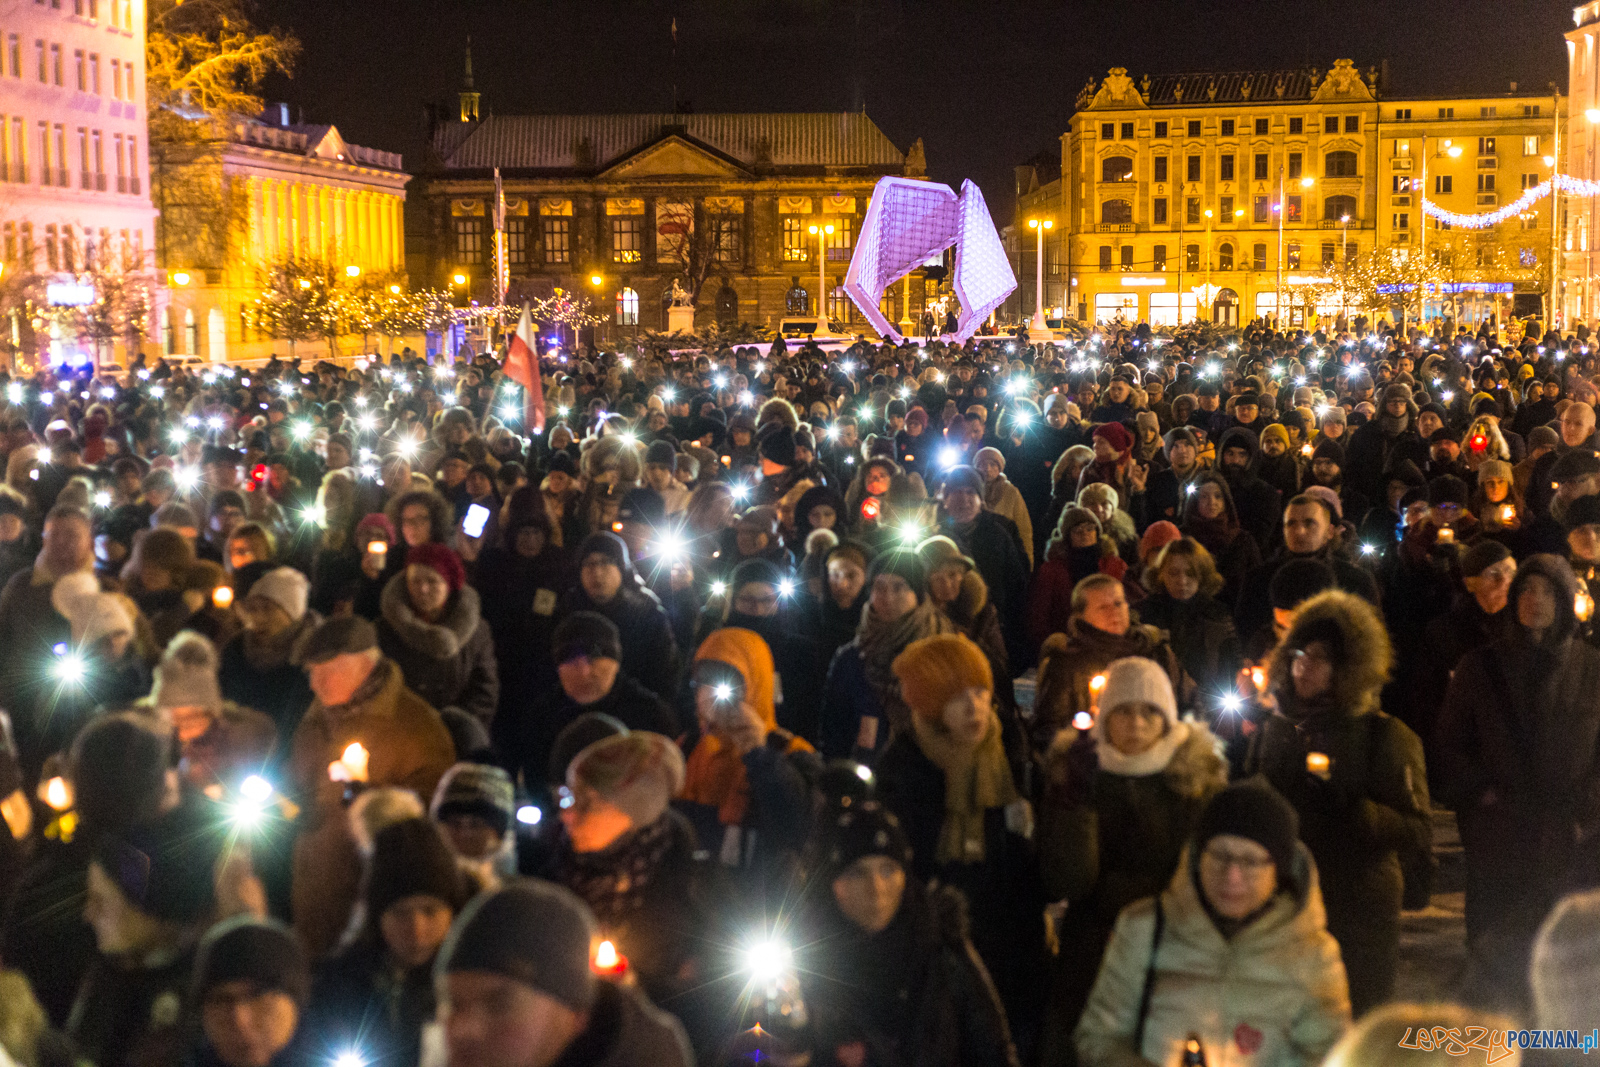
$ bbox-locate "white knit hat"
[75,592,135,646]
[1094,656,1177,728]
[246,567,309,622]
[1533,888,1600,1032]
[50,571,100,621]
[152,631,222,712]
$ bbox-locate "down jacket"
[1074,843,1351,1067]
[377,575,499,729]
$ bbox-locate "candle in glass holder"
[212,586,234,609]
[1436,527,1455,545]
[1306,752,1331,777]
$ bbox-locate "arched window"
[1100,199,1133,225]
[1324,151,1358,177]
[1324,195,1358,221]
[615,287,639,325]
[1101,156,1134,183]
[1218,243,1234,271]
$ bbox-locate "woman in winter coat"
[300,819,472,1067]
[1136,538,1243,704]
[1180,471,1263,608]
[376,542,498,731]
[810,540,871,659]
[1029,507,1136,649]
[1074,782,1351,1067]
[1437,553,1600,1004]
[819,552,956,762]
[878,633,1043,1051]
[543,730,719,1058]
[1033,573,1185,754]
[1037,656,1227,1066]
[1245,589,1431,1016]
[795,801,1020,1067]
[974,447,1033,567]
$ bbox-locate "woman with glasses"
[1245,590,1431,1016]
[1075,782,1350,1067]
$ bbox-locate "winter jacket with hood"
[1032,618,1186,754]
[1437,554,1600,962]
[1245,590,1431,1015]
[1343,396,1430,510]
[218,611,321,746]
[1216,427,1284,552]
[377,575,499,728]
[1028,532,1134,650]
[1179,472,1263,610]
[1074,843,1351,1067]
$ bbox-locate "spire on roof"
[460,37,480,123]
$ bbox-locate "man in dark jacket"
[938,466,1031,670]
[1136,426,1203,528]
[1235,494,1380,643]
[557,532,681,702]
[1343,381,1430,508]
[1246,589,1431,1016]
[1216,427,1282,550]
[436,881,694,1067]
[1437,554,1600,1007]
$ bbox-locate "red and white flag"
[503,305,545,433]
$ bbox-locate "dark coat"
[1234,545,1381,646]
[534,673,679,787]
[939,510,1031,669]
[548,979,694,1067]
[557,581,681,702]
[1217,429,1284,551]
[301,939,435,1067]
[1436,555,1600,969]
[217,613,320,749]
[65,948,193,1067]
[1344,417,1430,509]
[1031,619,1185,754]
[819,639,887,762]
[798,883,1021,1067]
[472,543,572,759]
[1246,590,1432,1016]
[376,576,499,728]
[1135,592,1242,703]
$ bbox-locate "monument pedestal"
[667,306,696,335]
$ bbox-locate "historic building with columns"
[153,106,408,361]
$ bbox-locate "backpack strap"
[1132,897,1165,1053]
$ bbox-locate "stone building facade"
[411,106,923,338]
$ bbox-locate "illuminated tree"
[146,0,300,144]
[250,257,335,358]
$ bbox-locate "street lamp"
[452,273,467,286]
[1203,209,1215,321]
[345,265,361,278]
[1340,214,1352,322]
[1027,218,1054,332]
[808,222,836,333]
[170,271,191,287]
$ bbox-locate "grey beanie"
[246,567,309,622]
[436,880,598,1013]
[152,631,223,713]
[430,762,516,837]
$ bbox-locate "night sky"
[256,0,1571,216]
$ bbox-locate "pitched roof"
[430,112,905,172]
[1142,69,1318,108]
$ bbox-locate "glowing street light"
[1026,217,1054,333]
[808,222,836,333]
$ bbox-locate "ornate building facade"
[1015,60,1563,327]
[411,87,924,337]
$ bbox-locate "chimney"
[277,102,290,127]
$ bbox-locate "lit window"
[611,216,642,263]
[616,287,639,325]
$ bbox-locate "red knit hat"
[1092,421,1133,456]
[406,542,466,593]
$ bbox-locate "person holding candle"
[1074,782,1350,1067]
[287,615,456,958]
[1437,554,1600,1008]
[1246,589,1431,1016]
[1036,655,1228,1066]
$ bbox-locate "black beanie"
[547,451,579,478]
[551,610,623,664]
[1461,539,1512,578]
[1267,558,1336,611]
[71,712,174,832]
[436,881,598,1014]
[1195,781,1300,886]
[758,424,798,467]
[867,550,928,603]
[1311,437,1345,465]
[193,916,311,1006]
[816,800,913,883]
[364,818,470,923]
[575,531,632,577]
[730,557,785,593]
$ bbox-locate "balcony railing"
[1097,223,1134,232]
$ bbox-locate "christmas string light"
[1420,174,1600,230]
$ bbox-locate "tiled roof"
[1142,69,1318,107]
[431,112,905,172]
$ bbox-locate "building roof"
[1141,69,1318,108]
[429,112,905,173]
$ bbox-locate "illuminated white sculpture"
[844,175,1017,344]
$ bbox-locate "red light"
[1469,434,1486,451]
[860,497,881,522]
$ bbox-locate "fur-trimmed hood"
[1266,589,1391,718]
[380,573,484,660]
[946,567,990,629]
[1045,718,1227,798]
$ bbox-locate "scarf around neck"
[1096,719,1191,778]
[910,711,1018,865]
[857,599,956,728]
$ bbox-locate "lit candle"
[330,742,370,783]
[1088,673,1106,713]
[367,540,388,557]
[1500,505,1516,523]
[40,776,72,811]
[1250,666,1266,692]
[1579,592,1595,623]
[1436,527,1455,544]
[212,586,234,610]
[1306,752,1331,777]
[1072,710,1094,731]
[592,938,629,977]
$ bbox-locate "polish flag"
[504,306,545,433]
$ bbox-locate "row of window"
[2,33,136,100]
[1103,149,1350,184]
[2,219,142,273]
[0,114,140,192]
[1100,115,1359,140]
[452,214,856,268]
[1100,106,1545,141]
[32,0,136,29]
[1101,193,1357,226]
[1094,240,1355,272]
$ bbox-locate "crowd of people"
[2,314,1600,1066]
